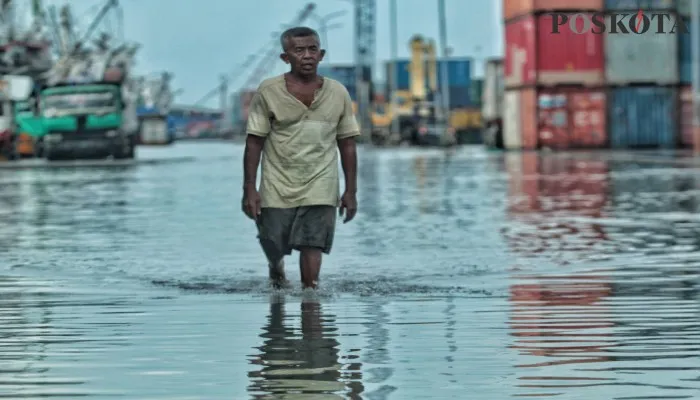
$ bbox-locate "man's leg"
[289,206,337,289]
[299,247,322,289]
[257,208,295,289]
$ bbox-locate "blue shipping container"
[385,58,471,91]
[447,86,472,109]
[679,17,691,84]
[385,60,411,91]
[437,59,472,88]
[608,86,677,149]
[604,0,676,10]
[318,65,355,88]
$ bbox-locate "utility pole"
[354,0,376,139]
[389,0,399,138]
[219,74,230,134]
[692,0,700,154]
[437,0,450,122]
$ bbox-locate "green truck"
[17,81,137,160]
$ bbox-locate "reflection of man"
[248,298,350,398]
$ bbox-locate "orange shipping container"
[679,86,693,148]
[503,0,603,21]
[504,88,537,150]
[538,88,607,149]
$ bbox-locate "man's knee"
[259,238,285,264]
[298,246,323,258]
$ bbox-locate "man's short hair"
[280,27,320,51]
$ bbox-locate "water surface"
[0,143,698,399]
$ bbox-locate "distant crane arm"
[76,0,119,49]
[194,3,316,107]
[238,3,315,92]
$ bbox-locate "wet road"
[0,142,698,399]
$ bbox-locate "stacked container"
[318,65,357,100]
[605,0,679,149]
[503,0,607,150]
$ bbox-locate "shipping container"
[437,59,472,88]
[504,88,538,150]
[604,0,675,11]
[608,86,677,148]
[139,118,169,144]
[385,60,411,91]
[678,16,692,84]
[385,58,472,91]
[504,0,604,21]
[483,59,504,122]
[538,88,607,149]
[678,0,690,15]
[447,86,472,108]
[605,14,679,85]
[504,14,605,88]
[679,85,693,147]
[318,64,356,88]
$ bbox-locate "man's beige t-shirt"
[246,74,360,208]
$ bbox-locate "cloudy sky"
[42,0,503,107]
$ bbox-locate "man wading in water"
[242,27,360,290]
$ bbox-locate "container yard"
[500,0,700,151]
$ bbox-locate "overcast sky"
[43,0,503,107]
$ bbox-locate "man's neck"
[287,71,318,85]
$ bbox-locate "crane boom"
[194,3,316,107]
[238,3,315,92]
[77,0,119,49]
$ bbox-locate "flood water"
[0,142,698,399]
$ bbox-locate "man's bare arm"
[243,135,265,189]
[337,137,357,193]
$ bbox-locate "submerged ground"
[0,143,698,399]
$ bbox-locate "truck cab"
[40,82,136,160]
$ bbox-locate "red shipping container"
[504,14,605,89]
[679,86,693,148]
[537,91,568,150]
[503,0,604,21]
[537,88,607,149]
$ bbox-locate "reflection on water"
[509,273,615,397]
[248,296,363,399]
[503,153,610,262]
[504,152,700,399]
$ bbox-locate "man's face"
[281,35,325,75]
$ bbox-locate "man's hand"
[242,186,261,220]
[339,190,357,223]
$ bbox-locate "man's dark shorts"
[256,205,337,261]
